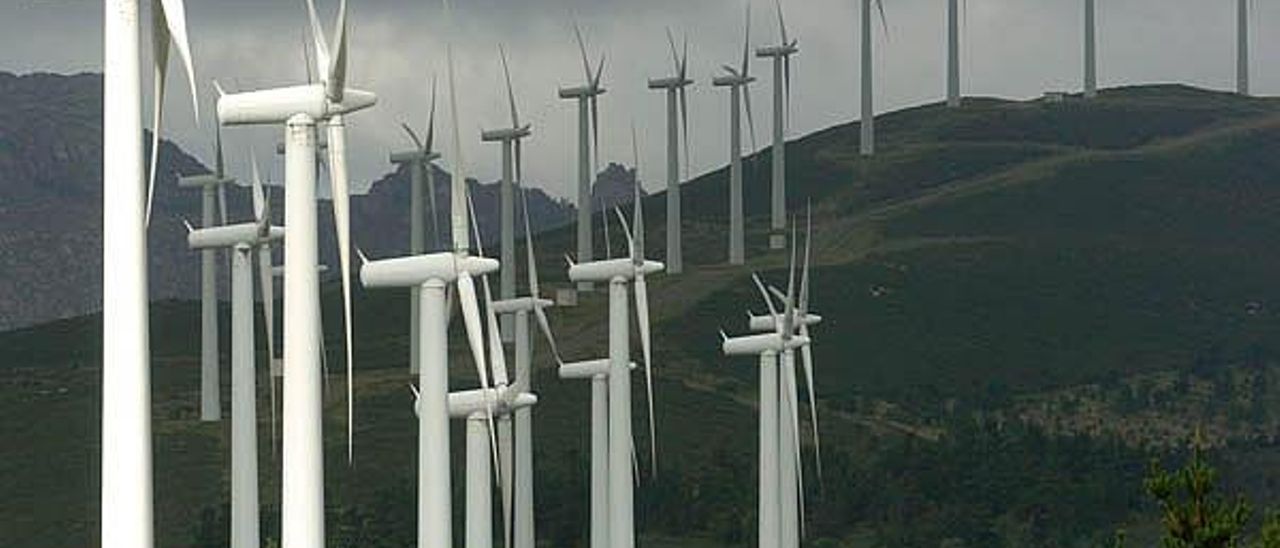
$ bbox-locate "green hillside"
[5,85,1280,546]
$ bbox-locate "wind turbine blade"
[326,0,349,103]
[800,326,821,483]
[257,244,278,458]
[751,273,781,328]
[523,191,563,363]
[401,123,424,151]
[500,45,520,128]
[515,140,523,184]
[876,0,890,37]
[304,0,331,82]
[158,0,198,118]
[741,3,752,77]
[446,40,469,252]
[776,0,789,45]
[784,55,792,132]
[784,355,806,536]
[426,75,438,153]
[468,194,509,387]
[427,166,441,250]
[666,28,681,74]
[601,198,612,259]
[326,118,357,464]
[635,274,657,476]
[250,151,266,227]
[744,84,758,154]
[785,220,798,335]
[614,206,635,260]
[590,93,601,181]
[679,86,690,179]
[301,25,315,84]
[456,272,490,391]
[631,122,644,261]
[573,21,593,83]
[498,417,515,547]
[144,9,168,230]
[214,111,226,177]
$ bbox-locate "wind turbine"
[483,46,533,341]
[1084,0,1097,98]
[215,0,375,542]
[757,0,798,251]
[489,191,564,548]
[566,141,664,548]
[177,124,233,422]
[391,78,443,375]
[556,356,619,548]
[647,29,693,274]
[720,262,812,548]
[101,0,196,545]
[1237,0,1250,96]
[185,158,283,548]
[946,0,961,107]
[713,5,758,266]
[859,0,888,156]
[559,23,606,291]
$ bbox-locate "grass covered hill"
[4,85,1280,546]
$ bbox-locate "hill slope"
[4,85,1280,546]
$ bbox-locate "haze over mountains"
[0,71,654,330]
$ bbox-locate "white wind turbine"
[757,0,798,251]
[185,158,283,548]
[719,254,813,548]
[101,0,196,545]
[1237,0,1251,96]
[647,29,693,274]
[215,0,375,543]
[1084,0,1097,99]
[177,122,233,422]
[859,0,888,156]
[566,131,664,548]
[483,46,533,341]
[391,78,443,376]
[713,4,759,266]
[559,23,606,291]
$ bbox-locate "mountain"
[5,84,1280,546]
[0,71,574,330]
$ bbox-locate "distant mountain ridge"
[0,71,595,330]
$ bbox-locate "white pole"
[513,311,535,548]
[758,350,780,548]
[101,0,152,545]
[230,245,260,548]
[590,374,610,548]
[500,141,516,340]
[608,278,635,548]
[409,160,424,375]
[860,0,875,156]
[770,56,786,251]
[665,89,683,274]
[201,186,221,421]
[729,86,745,265]
[778,349,799,548]
[282,113,324,548]
[1084,0,1097,98]
[577,98,593,291]
[466,414,494,548]
[1238,0,1249,95]
[419,279,452,547]
[947,0,961,107]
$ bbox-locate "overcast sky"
[2,0,1276,201]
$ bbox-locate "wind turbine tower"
[1084,0,1097,98]
[216,0,374,543]
[177,135,233,422]
[391,82,442,375]
[483,47,533,340]
[757,1,798,250]
[559,24,606,291]
[101,0,195,545]
[713,6,757,265]
[1238,0,1250,96]
[860,0,886,155]
[947,0,961,107]
[647,30,693,274]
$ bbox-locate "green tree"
[1144,435,1251,548]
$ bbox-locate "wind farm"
[5,0,1280,546]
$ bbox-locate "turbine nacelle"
[177,174,235,189]
[722,332,811,356]
[360,251,499,288]
[567,257,665,283]
[217,84,376,126]
[647,76,695,90]
[490,296,555,315]
[712,74,757,87]
[748,312,824,333]
[755,43,799,58]
[188,223,284,250]
[480,125,533,142]
[559,358,637,380]
[557,85,606,99]
[389,150,441,165]
[445,387,538,418]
